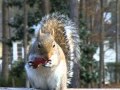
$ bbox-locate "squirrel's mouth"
[28,57,51,69]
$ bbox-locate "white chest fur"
[25,61,65,90]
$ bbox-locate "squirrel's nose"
[39,54,49,60]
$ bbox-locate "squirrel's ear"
[51,29,55,37]
[34,24,42,38]
[39,30,45,37]
[39,30,50,37]
[39,29,42,35]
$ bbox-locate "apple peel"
[28,57,51,69]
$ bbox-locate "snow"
[93,48,116,63]
[93,41,116,63]
[103,12,112,24]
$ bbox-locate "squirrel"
[25,13,80,90]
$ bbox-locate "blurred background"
[0,0,120,88]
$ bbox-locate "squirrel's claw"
[28,61,38,69]
[42,60,52,68]
[28,61,34,67]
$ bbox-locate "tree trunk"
[23,0,28,64]
[70,0,80,26]
[69,0,80,88]
[42,0,51,15]
[1,0,9,82]
[115,0,120,84]
[23,0,29,87]
[82,0,86,22]
[99,0,104,88]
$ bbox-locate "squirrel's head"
[29,32,61,68]
[37,31,57,58]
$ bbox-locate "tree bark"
[99,0,105,88]
[23,0,28,63]
[115,0,120,84]
[42,0,51,15]
[82,0,86,22]
[70,0,80,26]
[1,0,9,82]
[69,0,80,88]
[23,0,29,87]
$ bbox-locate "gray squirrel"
[25,13,80,90]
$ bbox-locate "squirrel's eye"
[53,44,55,48]
[38,43,41,49]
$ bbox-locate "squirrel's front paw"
[28,61,40,69]
[42,60,52,68]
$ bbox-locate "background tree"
[116,0,120,84]
[42,0,51,14]
[79,0,99,88]
[23,0,29,87]
[69,0,80,88]
[23,0,28,64]
[1,0,10,82]
[70,0,80,25]
[99,0,105,87]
